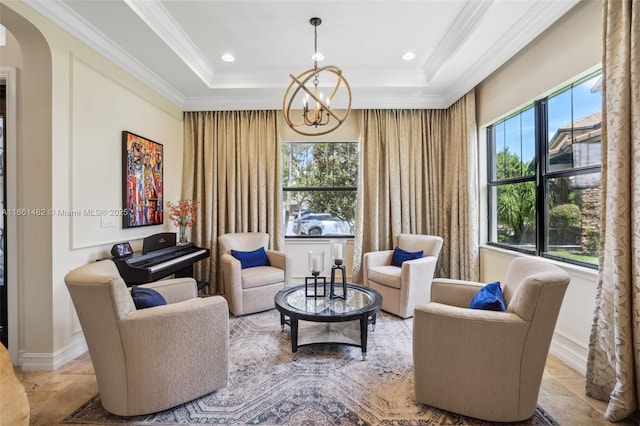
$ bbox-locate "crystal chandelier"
[283,17,352,136]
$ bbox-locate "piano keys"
[112,232,210,286]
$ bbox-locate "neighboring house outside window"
[282,141,358,238]
[487,71,602,268]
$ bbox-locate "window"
[282,142,358,237]
[487,71,602,267]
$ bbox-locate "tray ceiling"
[25,0,580,110]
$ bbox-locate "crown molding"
[123,0,216,88]
[23,0,185,107]
[439,0,581,109]
[21,0,581,112]
[183,91,448,111]
[352,93,449,110]
[422,0,493,84]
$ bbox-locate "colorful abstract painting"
[122,131,163,228]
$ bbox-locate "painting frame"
[122,131,163,228]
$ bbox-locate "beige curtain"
[182,111,282,295]
[353,91,478,282]
[585,0,640,422]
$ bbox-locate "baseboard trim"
[20,337,88,371]
[549,331,587,376]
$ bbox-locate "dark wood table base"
[275,284,382,360]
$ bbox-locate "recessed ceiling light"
[402,51,416,61]
[312,52,325,62]
[221,53,235,63]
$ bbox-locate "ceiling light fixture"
[283,17,351,136]
[221,53,235,63]
[402,51,416,61]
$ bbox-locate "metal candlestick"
[330,259,347,299]
[305,272,326,297]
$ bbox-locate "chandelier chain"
[313,21,319,86]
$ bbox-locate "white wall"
[68,56,182,249]
[476,0,602,126]
[283,239,355,283]
[475,0,602,375]
[1,1,183,369]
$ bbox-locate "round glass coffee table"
[274,284,382,360]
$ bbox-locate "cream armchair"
[64,259,229,416]
[413,257,570,422]
[218,232,291,316]
[363,234,443,318]
[1,343,29,425]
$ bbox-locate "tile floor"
[14,352,640,425]
[538,356,639,425]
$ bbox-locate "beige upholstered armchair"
[413,257,570,422]
[218,232,291,316]
[1,343,29,425]
[362,234,443,318]
[64,259,229,416]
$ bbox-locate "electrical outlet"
[101,215,115,228]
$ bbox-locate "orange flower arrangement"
[167,199,199,228]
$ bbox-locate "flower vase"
[179,225,188,244]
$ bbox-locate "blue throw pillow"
[469,281,506,312]
[231,247,270,269]
[131,286,167,310]
[391,247,424,267]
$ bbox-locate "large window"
[487,71,602,267]
[282,142,358,237]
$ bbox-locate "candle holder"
[330,240,347,299]
[306,251,326,297]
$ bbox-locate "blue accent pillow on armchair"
[469,281,506,312]
[231,247,270,269]
[391,247,424,267]
[131,286,167,310]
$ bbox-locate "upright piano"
[112,232,210,286]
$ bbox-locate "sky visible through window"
[497,74,602,168]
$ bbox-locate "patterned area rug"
[63,310,558,425]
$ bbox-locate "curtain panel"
[585,0,640,422]
[353,91,479,282]
[182,110,282,295]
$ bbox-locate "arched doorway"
[0,65,18,358]
[0,79,5,347]
[0,3,53,363]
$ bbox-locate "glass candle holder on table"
[306,251,326,297]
